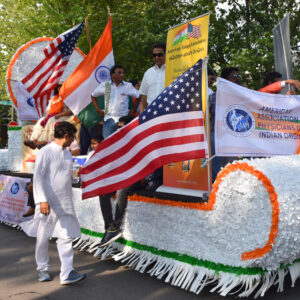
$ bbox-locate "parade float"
[2,17,300,300]
[3,117,300,297]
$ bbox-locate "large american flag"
[21,22,84,117]
[81,59,207,199]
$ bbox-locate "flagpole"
[279,14,292,92]
[85,17,92,52]
[204,58,212,193]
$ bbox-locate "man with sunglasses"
[139,43,166,112]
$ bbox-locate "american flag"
[187,24,201,39]
[81,59,207,199]
[21,22,84,117]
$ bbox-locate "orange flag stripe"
[60,17,112,99]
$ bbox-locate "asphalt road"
[0,223,300,300]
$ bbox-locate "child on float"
[77,116,134,248]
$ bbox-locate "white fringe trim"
[3,223,300,298]
[74,234,300,298]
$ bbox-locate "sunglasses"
[230,74,241,79]
[153,53,164,57]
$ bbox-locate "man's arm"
[259,79,300,94]
[285,79,300,90]
[54,106,73,119]
[259,81,282,93]
[140,95,147,113]
[33,150,51,215]
[91,83,106,117]
[132,96,141,115]
[91,96,105,118]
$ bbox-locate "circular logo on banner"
[95,66,110,84]
[224,105,255,137]
[10,182,20,195]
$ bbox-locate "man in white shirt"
[91,65,140,138]
[21,122,86,285]
[139,43,166,112]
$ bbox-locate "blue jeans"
[102,118,117,139]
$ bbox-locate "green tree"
[0,0,299,107]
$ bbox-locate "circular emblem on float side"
[224,105,255,137]
[11,182,20,195]
[95,66,110,84]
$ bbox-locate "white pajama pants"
[35,223,73,281]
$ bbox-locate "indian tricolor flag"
[173,24,188,46]
[60,17,114,126]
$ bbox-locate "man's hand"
[40,202,50,215]
[97,109,105,118]
[75,166,82,178]
[91,95,105,117]
[286,79,300,90]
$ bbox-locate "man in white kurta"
[21,121,86,284]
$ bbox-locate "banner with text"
[164,13,210,192]
[165,13,210,86]
[0,175,31,224]
[215,78,300,156]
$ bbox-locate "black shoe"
[22,207,35,217]
[98,229,122,248]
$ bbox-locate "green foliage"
[0,0,299,111]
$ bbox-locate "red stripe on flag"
[82,133,205,188]
[82,118,204,174]
[39,62,68,92]
[28,53,62,93]
[22,47,60,86]
[82,149,205,199]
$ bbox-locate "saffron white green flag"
[215,78,300,156]
[60,17,114,128]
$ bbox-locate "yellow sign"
[163,13,211,193]
[165,13,210,86]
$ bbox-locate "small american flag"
[187,24,201,39]
[21,22,84,117]
[81,59,207,199]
